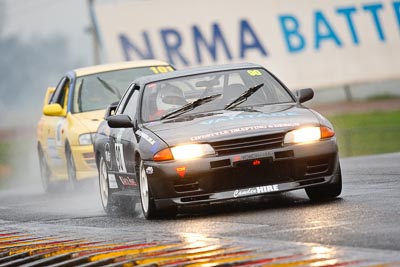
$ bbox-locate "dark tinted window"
[141,68,294,122]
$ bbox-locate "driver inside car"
[150,84,187,120]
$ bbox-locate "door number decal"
[115,143,127,173]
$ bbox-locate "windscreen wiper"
[224,83,264,110]
[97,77,122,99]
[160,94,221,120]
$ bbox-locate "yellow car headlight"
[153,144,215,161]
[79,133,96,145]
[284,126,334,144]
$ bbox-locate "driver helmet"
[156,84,187,111]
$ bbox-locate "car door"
[109,85,140,188]
[43,76,70,177]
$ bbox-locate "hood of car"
[71,109,105,133]
[144,104,321,145]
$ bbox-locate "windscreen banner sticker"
[108,173,118,188]
[149,66,174,74]
[247,69,262,76]
[115,143,127,173]
[190,123,299,141]
[233,184,279,198]
[200,112,299,125]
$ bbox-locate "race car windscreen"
[141,68,295,122]
[72,66,172,113]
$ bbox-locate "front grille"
[211,159,293,192]
[171,154,336,197]
[210,132,285,156]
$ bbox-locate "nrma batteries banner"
[94,0,400,88]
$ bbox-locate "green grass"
[327,110,400,157]
[0,142,11,187]
[367,94,400,101]
[0,142,11,164]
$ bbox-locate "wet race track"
[0,153,399,266]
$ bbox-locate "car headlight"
[78,133,96,145]
[153,144,215,161]
[284,126,334,144]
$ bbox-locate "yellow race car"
[36,60,174,192]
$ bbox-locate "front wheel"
[66,145,77,191]
[306,163,342,201]
[38,145,52,193]
[138,160,176,219]
[139,160,157,219]
[99,156,113,214]
[98,155,138,216]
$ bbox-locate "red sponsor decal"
[119,176,137,187]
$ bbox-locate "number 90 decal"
[149,66,174,74]
[247,69,262,76]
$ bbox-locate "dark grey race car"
[93,63,342,219]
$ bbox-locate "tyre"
[138,160,157,219]
[306,163,342,201]
[38,145,52,193]
[65,144,77,191]
[98,155,118,214]
[98,155,138,216]
[138,160,176,219]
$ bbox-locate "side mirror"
[104,101,119,120]
[43,103,63,116]
[296,88,314,103]
[107,114,133,128]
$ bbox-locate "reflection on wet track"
[1,154,400,266]
[0,230,398,267]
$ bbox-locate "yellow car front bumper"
[71,145,97,180]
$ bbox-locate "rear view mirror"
[196,79,220,87]
[162,95,187,105]
[43,103,63,116]
[107,114,133,128]
[296,88,314,103]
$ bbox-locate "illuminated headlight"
[171,144,215,160]
[284,126,334,144]
[79,133,96,145]
[153,144,215,161]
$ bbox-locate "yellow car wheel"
[65,144,77,191]
[37,145,52,193]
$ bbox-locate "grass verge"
[327,110,400,157]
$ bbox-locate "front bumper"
[71,145,97,180]
[144,139,339,208]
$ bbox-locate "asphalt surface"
[0,153,400,265]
